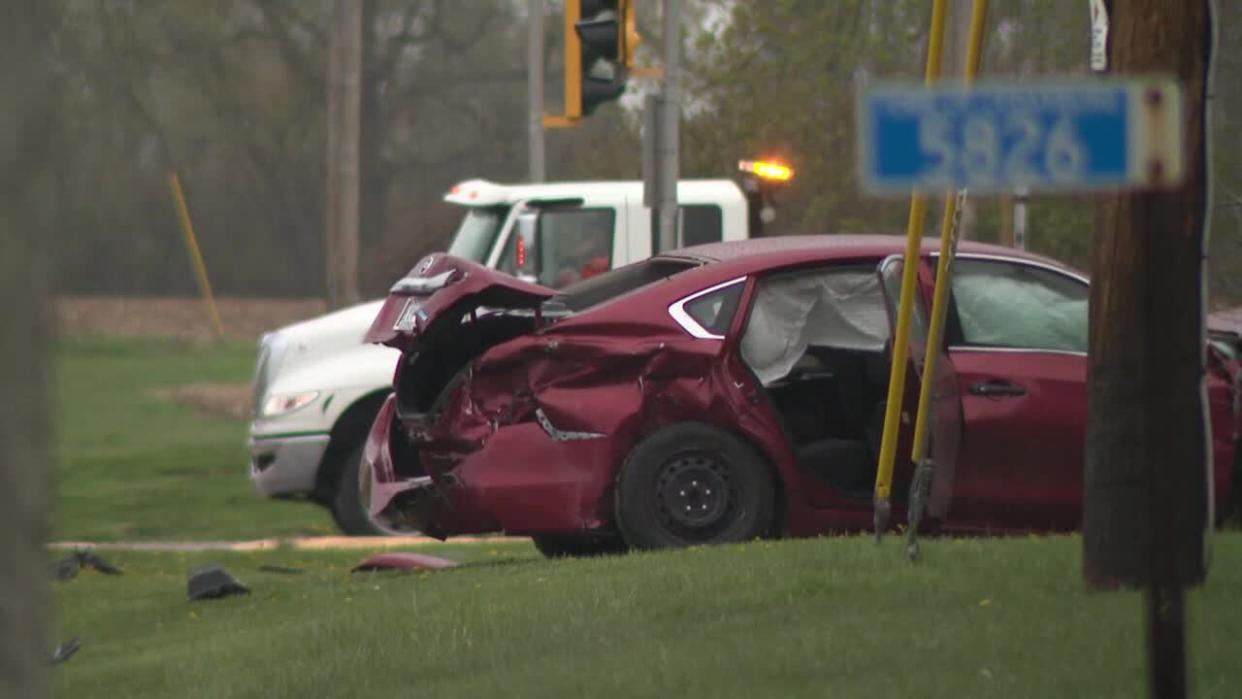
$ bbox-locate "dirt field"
[56,295,330,341]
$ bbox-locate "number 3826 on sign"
[857,78,1183,195]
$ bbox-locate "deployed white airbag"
[742,269,888,385]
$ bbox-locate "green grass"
[55,335,335,541]
[53,535,1242,698]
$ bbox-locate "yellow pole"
[910,0,989,468]
[872,0,948,541]
[903,0,988,560]
[168,173,225,337]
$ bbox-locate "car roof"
[665,234,1082,278]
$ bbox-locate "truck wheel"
[532,534,628,558]
[615,423,776,550]
[332,442,410,536]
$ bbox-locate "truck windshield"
[447,206,510,263]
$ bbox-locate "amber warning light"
[738,159,794,182]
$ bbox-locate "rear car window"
[556,259,699,313]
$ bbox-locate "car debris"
[50,637,82,666]
[51,549,123,581]
[350,552,460,572]
[187,566,250,601]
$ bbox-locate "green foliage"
[45,1,1242,303]
[684,0,1242,300]
[54,535,1242,697]
[46,1,645,299]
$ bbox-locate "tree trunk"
[0,3,55,696]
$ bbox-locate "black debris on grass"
[188,565,251,601]
[50,637,82,666]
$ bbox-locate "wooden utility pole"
[1084,1,1212,697]
[1,2,54,696]
[325,12,342,306]
[326,0,362,308]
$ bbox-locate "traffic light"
[563,0,636,119]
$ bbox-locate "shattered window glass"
[951,259,1088,352]
[684,281,745,336]
[741,266,889,385]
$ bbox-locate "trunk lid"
[365,253,556,352]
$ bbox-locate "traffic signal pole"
[527,0,546,181]
[655,0,682,253]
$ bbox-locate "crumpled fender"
[404,327,805,536]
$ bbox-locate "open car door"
[876,255,961,523]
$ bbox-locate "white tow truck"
[249,167,790,533]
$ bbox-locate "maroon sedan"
[361,235,1241,556]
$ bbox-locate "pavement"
[48,535,516,552]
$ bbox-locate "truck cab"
[249,177,752,534]
[445,178,748,285]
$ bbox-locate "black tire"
[532,533,628,559]
[331,442,408,536]
[615,423,777,550]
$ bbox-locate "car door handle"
[969,380,1026,397]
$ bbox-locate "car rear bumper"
[249,433,330,497]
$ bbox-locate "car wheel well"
[313,389,392,504]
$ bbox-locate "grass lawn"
[54,534,1242,698]
[55,335,336,541]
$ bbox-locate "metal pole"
[656,0,681,252]
[905,0,989,561]
[527,0,546,182]
[1014,187,1028,250]
[168,173,225,337]
[872,0,948,542]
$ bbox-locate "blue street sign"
[858,78,1183,194]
